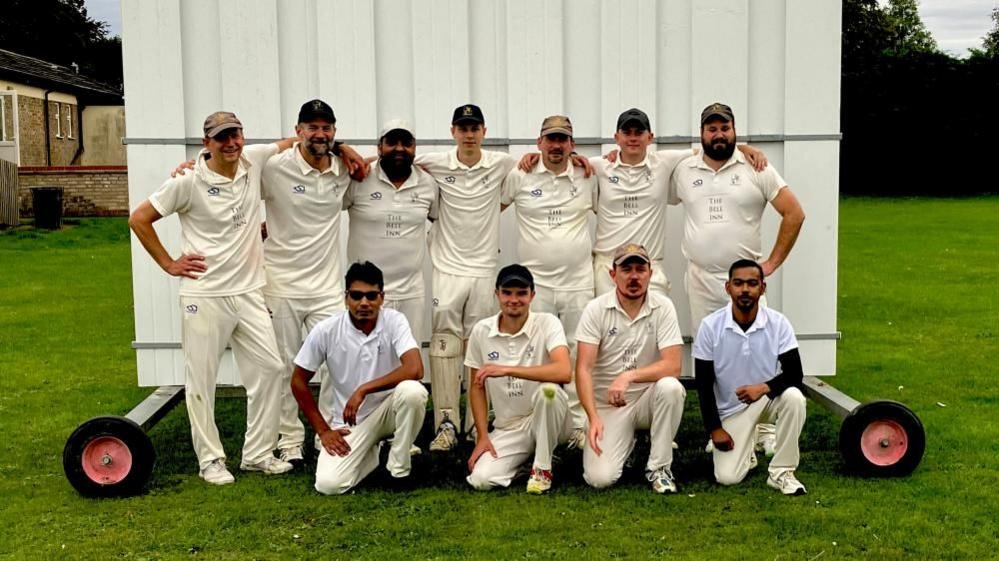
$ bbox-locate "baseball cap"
[540,115,573,137]
[298,99,337,124]
[616,108,651,132]
[496,264,535,290]
[452,104,485,125]
[203,111,242,138]
[700,102,734,125]
[379,118,415,140]
[612,243,651,266]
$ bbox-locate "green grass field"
[1,199,997,560]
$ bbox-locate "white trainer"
[200,459,235,485]
[429,421,458,452]
[767,471,807,496]
[240,456,294,475]
[646,466,678,494]
[278,446,304,463]
[566,428,586,451]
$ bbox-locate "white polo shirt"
[575,290,684,405]
[417,148,516,277]
[294,308,419,429]
[500,161,597,290]
[669,151,786,273]
[591,149,692,262]
[344,163,438,299]
[260,144,352,298]
[691,303,798,419]
[464,312,568,429]
[149,143,277,297]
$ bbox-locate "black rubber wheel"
[63,416,155,497]
[839,400,925,477]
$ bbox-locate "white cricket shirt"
[417,148,516,277]
[149,143,277,297]
[294,308,419,429]
[260,143,352,298]
[691,303,798,419]
[575,290,684,405]
[344,163,438,298]
[591,149,692,261]
[464,312,568,429]
[500,161,597,290]
[669,151,786,273]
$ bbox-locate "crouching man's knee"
[394,379,429,408]
[315,471,354,496]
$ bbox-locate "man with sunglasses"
[291,261,428,495]
[344,119,437,344]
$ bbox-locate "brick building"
[0,49,127,222]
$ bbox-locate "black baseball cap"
[616,108,651,132]
[298,99,336,124]
[452,104,485,125]
[700,102,734,125]
[496,264,534,290]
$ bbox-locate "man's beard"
[702,137,735,161]
[305,139,330,158]
[380,152,414,178]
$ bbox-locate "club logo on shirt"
[730,174,741,186]
[524,345,535,359]
[530,188,543,198]
[206,187,221,196]
[411,192,421,203]
[693,179,703,188]
[646,172,653,181]
[608,326,618,337]
[444,176,456,184]
[185,304,198,314]
[487,351,500,361]
[609,176,620,184]
[569,185,579,198]
[371,191,383,200]
[481,175,490,185]
[432,297,439,307]
[293,184,306,194]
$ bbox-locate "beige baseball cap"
[540,115,573,137]
[379,118,415,139]
[203,111,243,138]
[612,242,651,266]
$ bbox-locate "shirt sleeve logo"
[185,304,199,314]
[292,184,306,194]
[487,351,500,361]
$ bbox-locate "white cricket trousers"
[383,295,428,345]
[314,380,428,495]
[265,294,342,451]
[593,254,671,297]
[531,285,591,429]
[179,291,284,471]
[713,387,807,485]
[467,384,570,490]
[583,377,685,488]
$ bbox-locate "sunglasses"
[346,290,382,302]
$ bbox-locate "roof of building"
[0,48,122,104]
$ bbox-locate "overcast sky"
[84,0,997,58]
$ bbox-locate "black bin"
[31,186,63,230]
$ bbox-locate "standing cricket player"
[129,112,292,484]
[465,264,572,494]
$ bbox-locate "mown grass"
[0,201,996,560]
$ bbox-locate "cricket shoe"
[646,466,678,494]
[240,456,294,475]
[278,446,304,465]
[767,471,807,496]
[429,421,458,452]
[526,468,553,495]
[200,459,235,485]
[566,428,586,451]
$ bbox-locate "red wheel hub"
[81,436,133,484]
[860,419,908,466]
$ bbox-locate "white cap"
[378,118,415,139]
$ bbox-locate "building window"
[66,108,74,139]
[0,98,6,141]
[54,102,62,138]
